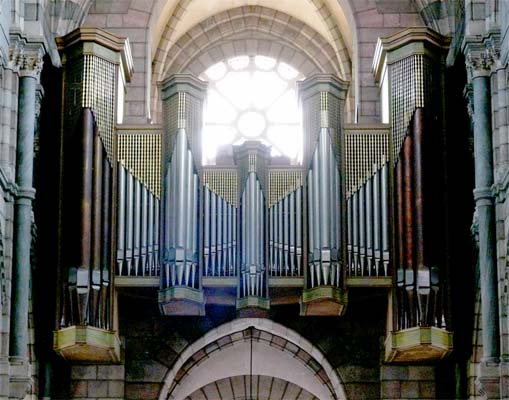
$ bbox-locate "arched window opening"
[200,56,304,166]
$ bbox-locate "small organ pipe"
[204,186,210,275]
[191,173,198,287]
[296,186,302,276]
[312,152,321,261]
[289,190,295,275]
[211,191,217,276]
[133,179,141,274]
[117,165,126,274]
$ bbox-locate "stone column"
[465,48,500,363]
[9,48,42,360]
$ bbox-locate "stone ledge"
[384,326,453,363]
[53,325,121,363]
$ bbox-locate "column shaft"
[10,75,36,358]
[472,74,500,362]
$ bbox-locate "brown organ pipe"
[90,128,103,327]
[100,154,112,329]
[78,108,94,269]
[412,108,425,269]
[396,159,405,274]
[92,132,103,272]
[403,135,414,271]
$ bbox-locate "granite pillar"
[9,73,38,359]
[470,61,500,363]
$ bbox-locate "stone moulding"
[384,326,454,363]
[300,286,348,316]
[53,325,121,363]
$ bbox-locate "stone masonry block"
[401,381,420,398]
[381,380,401,399]
[97,365,125,380]
[70,380,88,397]
[71,366,97,380]
[381,365,409,381]
[125,383,161,400]
[87,380,108,398]
[408,365,435,380]
[108,380,125,397]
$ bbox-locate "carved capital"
[19,49,43,80]
[465,50,494,77]
[7,42,23,71]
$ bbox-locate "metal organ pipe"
[296,186,302,276]
[204,186,210,276]
[116,165,126,275]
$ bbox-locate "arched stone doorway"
[158,318,347,400]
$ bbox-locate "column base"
[300,286,348,316]
[158,287,205,316]
[384,326,453,363]
[53,325,121,363]
[8,356,30,399]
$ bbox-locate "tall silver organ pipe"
[116,163,161,277]
[306,128,343,288]
[203,185,237,277]
[346,162,389,276]
[160,129,200,288]
[268,186,303,277]
[240,172,266,298]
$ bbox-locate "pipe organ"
[52,27,455,365]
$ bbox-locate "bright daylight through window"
[200,56,304,165]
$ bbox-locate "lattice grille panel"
[390,54,436,161]
[268,169,303,206]
[345,128,389,196]
[203,169,238,206]
[82,55,116,160]
[325,92,342,160]
[117,131,162,198]
[64,56,84,138]
[303,92,321,159]
[163,91,203,167]
[164,93,180,166]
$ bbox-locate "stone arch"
[158,318,347,400]
[185,375,320,399]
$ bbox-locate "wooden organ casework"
[52,27,453,364]
[53,28,133,363]
[373,28,453,362]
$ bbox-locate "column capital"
[18,48,43,80]
[465,49,494,78]
[463,35,501,78]
[8,38,45,80]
